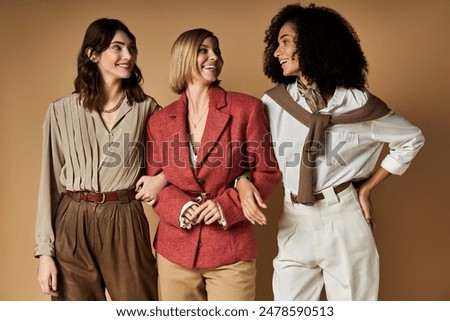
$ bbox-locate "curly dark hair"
[263,3,368,95]
[74,18,146,112]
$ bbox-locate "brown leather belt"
[66,189,136,204]
[290,181,351,204]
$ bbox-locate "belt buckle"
[94,192,106,204]
[195,192,210,204]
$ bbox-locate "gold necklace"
[102,92,126,113]
[188,107,208,129]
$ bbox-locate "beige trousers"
[273,184,379,300]
[157,253,256,301]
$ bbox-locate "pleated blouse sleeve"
[34,102,66,257]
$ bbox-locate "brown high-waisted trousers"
[53,192,157,300]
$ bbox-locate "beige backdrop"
[1,0,449,301]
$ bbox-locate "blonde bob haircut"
[169,28,221,94]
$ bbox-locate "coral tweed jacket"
[146,85,281,269]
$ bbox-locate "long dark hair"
[263,3,368,95]
[74,18,146,112]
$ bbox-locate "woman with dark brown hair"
[35,18,164,300]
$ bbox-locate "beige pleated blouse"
[35,93,160,257]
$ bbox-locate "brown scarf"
[266,83,391,205]
[297,79,326,113]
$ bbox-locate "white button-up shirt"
[262,82,425,195]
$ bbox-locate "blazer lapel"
[167,94,199,188]
[195,86,230,169]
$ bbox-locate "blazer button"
[198,241,202,248]
[197,179,205,185]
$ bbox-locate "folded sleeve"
[372,112,425,175]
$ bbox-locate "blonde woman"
[145,28,281,300]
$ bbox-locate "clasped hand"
[182,200,222,227]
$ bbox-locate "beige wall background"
[1,0,449,300]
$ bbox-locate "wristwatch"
[234,173,252,189]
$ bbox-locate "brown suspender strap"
[266,83,391,205]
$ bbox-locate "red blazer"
[146,85,281,269]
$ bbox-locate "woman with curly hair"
[238,3,424,300]
[35,18,166,300]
